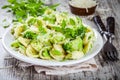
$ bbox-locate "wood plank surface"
[0,0,120,80]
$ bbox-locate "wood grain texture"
[0,0,120,80]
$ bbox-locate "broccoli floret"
[75,26,87,39]
[11,40,20,48]
[63,37,83,52]
[23,30,37,39]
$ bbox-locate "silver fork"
[93,15,119,62]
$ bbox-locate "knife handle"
[93,15,106,33]
[106,17,115,35]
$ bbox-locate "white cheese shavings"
[69,0,97,8]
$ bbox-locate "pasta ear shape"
[14,25,25,38]
[26,17,37,26]
[53,44,65,53]
[50,44,65,61]
[83,31,94,45]
[31,40,43,52]
[39,47,52,60]
[44,9,54,15]
[83,41,93,54]
[10,10,96,61]
[26,45,39,58]
[18,37,30,47]
[50,32,65,44]
[65,51,84,60]
[18,45,26,55]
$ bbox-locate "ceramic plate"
[2,20,103,66]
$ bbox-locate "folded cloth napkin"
[34,58,98,75]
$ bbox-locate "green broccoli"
[23,30,37,39]
[11,40,20,48]
[63,37,83,52]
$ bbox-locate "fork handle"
[93,15,107,34]
[106,17,115,35]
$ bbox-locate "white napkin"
[34,58,98,75]
[17,58,98,75]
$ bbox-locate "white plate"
[2,22,103,66]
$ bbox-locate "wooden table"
[0,0,120,80]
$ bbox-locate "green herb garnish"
[2,0,59,22]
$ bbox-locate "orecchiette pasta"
[11,9,95,61]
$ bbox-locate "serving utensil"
[93,15,119,62]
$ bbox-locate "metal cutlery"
[93,15,119,62]
[105,17,119,61]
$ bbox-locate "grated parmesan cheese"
[69,0,97,8]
